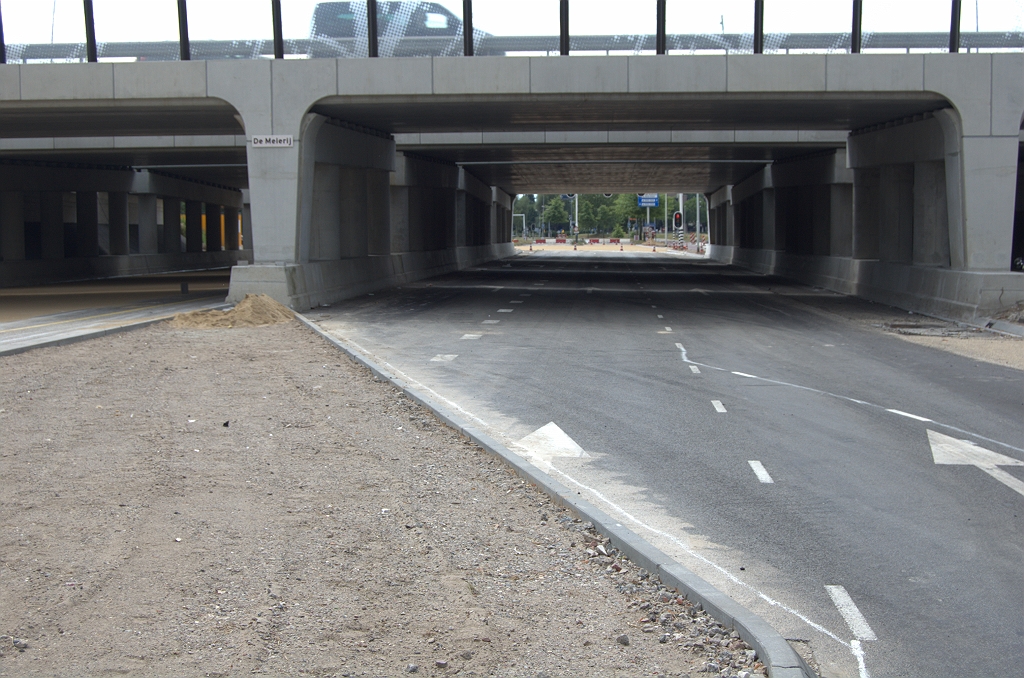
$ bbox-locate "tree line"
[512,193,710,237]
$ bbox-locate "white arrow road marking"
[748,461,774,483]
[514,422,591,472]
[712,400,727,413]
[928,429,1024,497]
[430,354,458,362]
[826,585,877,641]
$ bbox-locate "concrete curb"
[296,313,815,678]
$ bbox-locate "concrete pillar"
[830,184,853,258]
[108,191,130,256]
[366,169,390,256]
[852,168,879,260]
[241,190,253,257]
[959,135,1020,271]
[913,161,950,266]
[185,200,203,253]
[761,188,779,250]
[205,203,222,252]
[879,165,914,264]
[76,191,99,258]
[0,191,26,262]
[137,194,159,254]
[390,185,410,253]
[162,198,182,253]
[40,192,64,260]
[224,206,240,250]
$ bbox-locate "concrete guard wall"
[228,242,514,309]
[710,244,1024,319]
[2,250,250,287]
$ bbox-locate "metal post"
[83,0,97,62]
[753,0,764,54]
[0,1,7,65]
[367,0,379,57]
[559,0,569,56]
[664,194,668,245]
[574,194,579,244]
[851,0,862,54]
[695,193,702,251]
[177,0,190,60]
[949,0,961,53]
[271,0,284,59]
[463,0,474,56]
[656,0,666,55]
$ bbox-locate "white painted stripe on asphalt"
[498,309,514,313]
[664,327,672,332]
[748,460,774,483]
[826,585,877,641]
[510,300,523,303]
[886,409,932,422]
[430,354,458,362]
[460,334,481,340]
[657,314,663,318]
[712,400,727,413]
[851,639,870,678]
[690,365,701,374]
[481,320,500,324]
[732,371,757,378]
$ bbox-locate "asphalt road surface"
[314,250,1023,678]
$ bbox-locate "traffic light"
[673,211,683,229]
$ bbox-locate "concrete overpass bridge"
[1,5,1022,319]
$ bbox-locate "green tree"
[542,198,569,225]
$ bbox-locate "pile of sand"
[169,293,294,329]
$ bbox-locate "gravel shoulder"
[0,319,766,677]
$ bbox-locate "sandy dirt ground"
[0,313,764,678]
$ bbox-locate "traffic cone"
[653,246,657,252]
[529,244,532,251]
[573,244,577,251]
[619,244,623,251]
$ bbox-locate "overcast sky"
[1,1,1019,44]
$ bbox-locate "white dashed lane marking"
[712,400,727,413]
[481,320,500,324]
[690,365,701,374]
[748,460,774,483]
[460,334,481,340]
[826,585,877,641]
[887,409,932,422]
[498,309,514,313]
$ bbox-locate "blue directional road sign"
[637,193,659,207]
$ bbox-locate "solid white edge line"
[826,585,877,641]
[712,400,727,413]
[733,371,757,378]
[748,460,774,483]
[886,409,932,422]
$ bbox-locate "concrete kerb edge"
[295,312,814,678]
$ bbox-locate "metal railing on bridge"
[0,1,1021,64]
